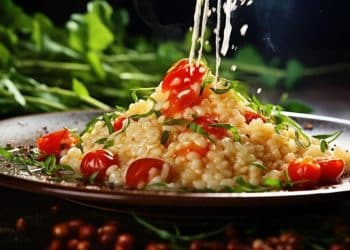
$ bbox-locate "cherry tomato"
[174,143,209,158]
[80,150,119,181]
[162,59,207,92]
[317,159,345,183]
[163,88,198,117]
[113,117,126,132]
[288,158,321,188]
[125,158,166,188]
[244,111,266,124]
[194,116,227,139]
[36,129,78,159]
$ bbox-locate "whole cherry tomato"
[317,159,345,183]
[36,129,79,159]
[163,88,198,117]
[125,158,166,188]
[244,111,266,124]
[162,59,206,92]
[113,117,126,132]
[174,143,209,158]
[194,116,227,139]
[161,59,207,117]
[288,158,321,188]
[80,150,119,181]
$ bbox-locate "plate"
[1,110,350,209]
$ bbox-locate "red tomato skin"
[125,158,165,188]
[288,158,321,188]
[244,111,266,124]
[194,116,227,139]
[317,159,345,183]
[162,59,206,92]
[163,88,198,117]
[113,117,126,132]
[80,150,119,181]
[36,129,78,159]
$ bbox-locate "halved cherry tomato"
[162,59,207,92]
[174,143,209,158]
[194,116,227,139]
[36,129,79,159]
[317,159,345,183]
[288,158,321,188]
[244,111,266,124]
[125,158,166,188]
[80,150,119,181]
[113,117,126,132]
[163,88,198,117]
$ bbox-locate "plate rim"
[1,110,350,207]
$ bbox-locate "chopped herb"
[130,87,156,102]
[208,123,240,141]
[103,113,115,134]
[129,104,160,121]
[88,171,99,184]
[200,74,215,95]
[188,122,214,143]
[313,131,342,142]
[320,140,328,153]
[0,147,12,159]
[263,178,281,188]
[163,119,189,126]
[161,131,170,145]
[80,116,101,136]
[115,106,126,113]
[250,162,267,170]
[210,80,239,94]
[103,139,114,149]
[95,138,107,144]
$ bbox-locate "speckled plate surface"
[1,110,350,208]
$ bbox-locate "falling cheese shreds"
[240,24,249,37]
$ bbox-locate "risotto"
[36,59,350,191]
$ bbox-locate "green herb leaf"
[263,178,281,188]
[188,122,214,143]
[0,78,26,106]
[130,87,156,102]
[320,140,328,153]
[95,137,107,144]
[279,93,313,114]
[313,131,342,142]
[103,139,114,149]
[161,130,170,145]
[285,59,304,89]
[163,119,189,126]
[88,171,99,184]
[250,162,267,170]
[0,147,12,159]
[73,78,90,97]
[208,123,240,141]
[103,113,114,134]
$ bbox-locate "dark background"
[15,0,350,66]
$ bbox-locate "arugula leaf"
[163,119,189,126]
[0,147,12,159]
[95,137,107,144]
[103,139,114,149]
[88,171,99,184]
[188,122,214,143]
[312,131,342,142]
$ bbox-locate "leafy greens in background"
[0,0,349,117]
